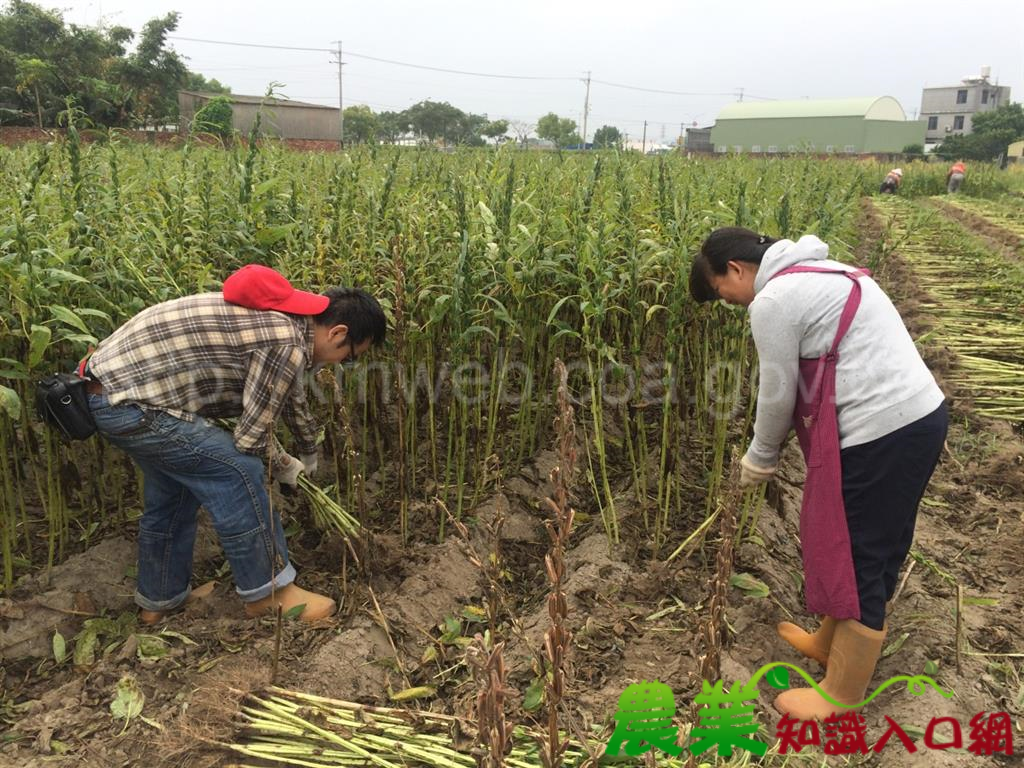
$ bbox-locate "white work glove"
[739,454,777,488]
[274,453,305,487]
[300,452,318,476]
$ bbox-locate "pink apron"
[768,265,868,620]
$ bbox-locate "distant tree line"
[0,0,228,128]
[341,101,508,146]
[345,102,627,150]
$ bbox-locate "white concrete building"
[920,67,1011,148]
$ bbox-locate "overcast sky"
[56,0,1023,142]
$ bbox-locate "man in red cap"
[81,265,386,623]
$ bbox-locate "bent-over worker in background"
[947,160,966,193]
[878,168,902,194]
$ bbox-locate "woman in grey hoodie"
[689,226,947,721]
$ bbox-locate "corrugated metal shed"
[711,96,924,154]
[179,90,341,142]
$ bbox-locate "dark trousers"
[841,402,948,629]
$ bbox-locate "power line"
[590,78,737,98]
[170,35,577,81]
[594,79,779,101]
[342,71,571,99]
[341,50,577,81]
[590,113,699,127]
[169,33,784,124]
[296,96,410,111]
[169,34,766,95]
[187,64,331,72]
[170,35,332,53]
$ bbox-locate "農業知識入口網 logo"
[601,664,1013,760]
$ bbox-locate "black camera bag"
[35,373,96,440]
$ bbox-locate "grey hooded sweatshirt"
[743,235,945,469]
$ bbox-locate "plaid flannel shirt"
[89,293,318,458]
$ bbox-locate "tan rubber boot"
[139,580,217,625]
[773,619,886,721]
[777,616,837,667]
[244,583,336,621]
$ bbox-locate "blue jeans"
[88,393,295,612]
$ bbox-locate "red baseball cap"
[222,264,329,315]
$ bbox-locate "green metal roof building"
[710,97,926,154]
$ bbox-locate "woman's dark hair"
[689,227,779,303]
[314,287,387,346]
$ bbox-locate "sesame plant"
[7,136,1012,591]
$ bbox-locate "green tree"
[184,72,231,94]
[343,104,377,144]
[972,102,1024,138]
[191,95,232,139]
[401,100,493,145]
[456,111,488,146]
[0,1,224,128]
[376,110,408,143]
[13,56,50,127]
[482,118,509,145]
[933,133,971,161]
[0,1,116,125]
[404,99,465,143]
[536,112,580,148]
[900,143,923,156]
[936,103,1024,161]
[117,12,189,127]
[593,125,623,150]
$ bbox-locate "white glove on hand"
[740,454,777,488]
[275,453,305,487]
[300,452,318,475]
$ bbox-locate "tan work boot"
[774,619,886,721]
[139,580,217,625]
[777,616,838,667]
[244,583,336,621]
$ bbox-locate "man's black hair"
[314,287,387,345]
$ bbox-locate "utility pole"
[333,40,344,147]
[581,70,591,148]
[679,122,684,151]
[641,120,647,154]
[737,86,744,102]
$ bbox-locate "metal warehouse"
[710,97,926,154]
[178,90,341,142]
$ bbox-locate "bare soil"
[2,201,1021,767]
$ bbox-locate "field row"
[941,194,1024,241]
[874,195,1024,422]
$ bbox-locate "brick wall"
[0,126,342,152]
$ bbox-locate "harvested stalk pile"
[222,687,590,768]
[874,196,1024,422]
